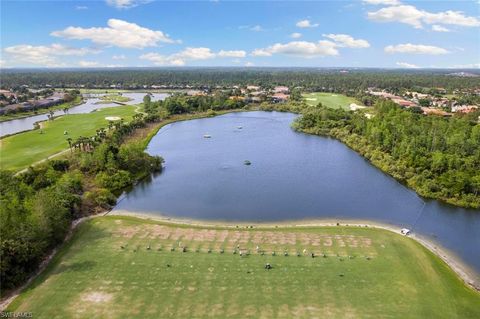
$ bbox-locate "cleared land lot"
[0,105,136,171]
[7,216,480,319]
[303,93,362,110]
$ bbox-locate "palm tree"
[66,137,73,153]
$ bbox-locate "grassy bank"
[0,105,136,171]
[0,96,83,123]
[6,216,479,318]
[303,93,362,110]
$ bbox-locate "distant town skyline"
[1,0,479,68]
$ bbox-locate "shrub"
[95,170,132,191]
[84,188,116,208]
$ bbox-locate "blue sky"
[1,0,479,68]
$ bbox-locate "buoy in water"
[244,160,251,165]
[203,134,211,138]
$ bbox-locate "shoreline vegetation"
[289,102,480,209]
[2,214,479,317]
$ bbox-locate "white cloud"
[251,41,338,57]
[396,62,419,68]
[431,25,450,32]
[245,62,254,67]
[423,10,479,27]
[367,5,480,29]
[112,54,126,60]
[363,0,401,5]
[79,60,100,67]
[140,47,245,66]
[51,19,176,49]
[106,0,151,9]
[218,50,247,58]
[367,5,424,28]
[323,34,370,48]
[296,19,319,28]
[250,25,263,32]
[450,63,480,69]
[75,5,88,10]
[251,48,273,57]
[239,25,264,32]
[290,32,302,39]
[139,53,171,65]
[3,44,99,67]
[79,60,125,68]
[173,47,216,60]
[385,43,449,55]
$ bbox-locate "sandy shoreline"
[110,209,480,291]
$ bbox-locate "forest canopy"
[2,68,480,91]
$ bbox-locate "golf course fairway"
[303,92,362,110]
[6,216,479,319]
[0,105,136,171]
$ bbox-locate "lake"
[112,111,480,276]
[0,93,168,137]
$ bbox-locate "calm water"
[113,111,480,275]
[0,93,168,137]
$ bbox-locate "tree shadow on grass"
[17,224,110,296]
[51,260,97,275]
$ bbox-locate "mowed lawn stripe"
[7,216,480,319]
[0,105,136,171]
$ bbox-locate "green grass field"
[303,93,362,110]
[0,106,136,171]
[7,216,479,319]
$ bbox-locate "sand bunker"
[349,103,366,111]
[105,116,121,121]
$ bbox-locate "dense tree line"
[293,101,480,208]
[160,92,245,114]
[2,68,479,91]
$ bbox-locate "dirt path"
[15,148,71,175]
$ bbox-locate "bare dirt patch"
[82,291,113,303]
[111,224,372,253]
